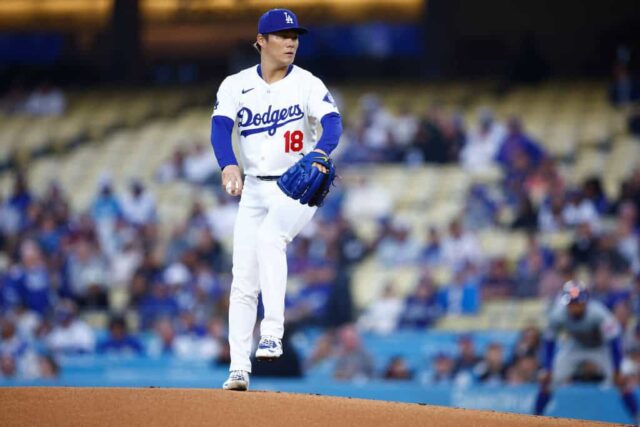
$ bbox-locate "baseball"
[226,181,234,195]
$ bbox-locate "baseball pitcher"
[210,8,342,390]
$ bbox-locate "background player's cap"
[560,280,589,305]
[258,9,308,35]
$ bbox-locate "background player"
[210,8,342,391]
[534,280,638,421]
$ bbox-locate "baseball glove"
[277,151,336,207]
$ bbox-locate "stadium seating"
[1,80,635,332]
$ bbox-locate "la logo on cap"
[284,11,293,24]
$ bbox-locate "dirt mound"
[0,387,619,426]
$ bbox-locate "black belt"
[256,175,281,181]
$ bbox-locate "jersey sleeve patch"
[323,92,337,107]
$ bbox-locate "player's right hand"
[222,165,243,197]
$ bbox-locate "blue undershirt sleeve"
[314,112,342,155]
[210,116,238,170]
[609,336,623,372]
[542,338,556,370]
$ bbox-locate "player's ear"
[256,34,268,50]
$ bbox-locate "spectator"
[482,258,516,300]
[375,219,421,266]
[383,355,413,380]
[91,177,122,256]
[335,215,369,268]
[8,173,33,231]
[357,283,403,335]
[506,355,538,385]
[431,353,456,384]
[511,195,538,231]
[184,143,219,185]
[591,233,631,275]
[91,175,122,224]
[463,184,500,229]
[0,354,17,379]
[569,222,598,267]
[139,282,180,330]
[121,180,157,227]
[582,177,609,216]
[23,82,66,116]
[333,325,374,380]
[398,275,442,329]
[511,326,541,362]
[66,238,109,309]
[306,331,335,370]
[516,247,548,298]
[538,250,575,299]
[616,218,639,275]
[45,300,95,354]
[438,269,481,315]
[609,51,638,106]
[524,158,564,206]
[110,238,143,288]
[193,228,226,273]
[473,343,507,384]
[206,194,238,241]
[496,116,545,173]
[440,112,466,162]
[590,264,631,311]
[37,354,60,379]
[0,191,21,238]
[147,318,176,356]
[0,319,28,359]
[420,227,442,265]
[440,220,483,270]
[413,105,451,164]
[460,108,505,173]
[6,241,52,315]
[173,311,224,360]
[156,148,186,182]
[538,191,567,232]
[356,94,395,161]
[9,304,41,339]
[453,334,481,378]
[97,316,143,355]
[343,176,393,223]
[389,106,419,152]
[562,190,600,231]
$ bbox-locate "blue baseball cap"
[258,9,307,35]
[560,280,589,305]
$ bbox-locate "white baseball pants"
[228,175,316,373]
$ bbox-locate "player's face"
[260,30,299,66]
[567,301,587,319]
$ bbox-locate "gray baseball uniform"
[545,299,620,385]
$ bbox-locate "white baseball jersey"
[212,64,339,176]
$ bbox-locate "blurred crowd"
[0,81,66,117]
[1,81,640,389]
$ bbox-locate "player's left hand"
[277,149,336,207]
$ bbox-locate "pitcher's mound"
[0,387,620,426]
